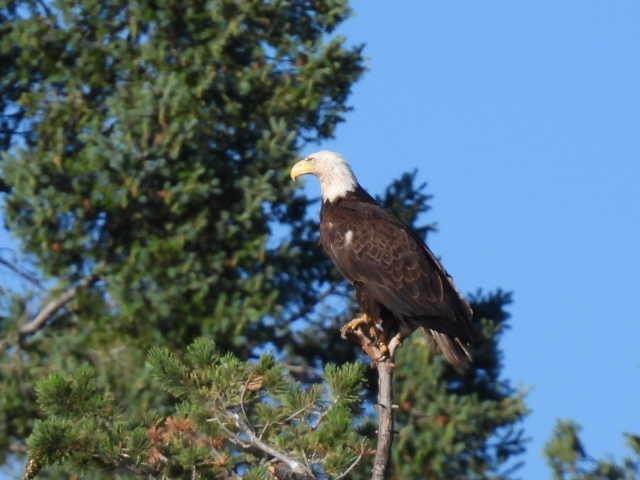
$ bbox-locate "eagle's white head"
[290,150,358,202]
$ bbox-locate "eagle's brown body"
[319,186,474,370]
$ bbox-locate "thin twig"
[19,275,98,338]
[260,402,315,439]
[36,0,53,16]
[259,401,317,439]
[284,283,344,325]
[282,363,312,375]
[210,417,250,448]
[311,408,331,430]
[0,257,43,290]
[239,375,251,424]
[8,443,27,454]
[209,414,317,479]
[283,402,316,424]
[311,385,343,431]
[258,420,272,440]
[334,444,367,480]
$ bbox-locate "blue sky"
[301,1,640,477]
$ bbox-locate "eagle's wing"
[321,199,473,338]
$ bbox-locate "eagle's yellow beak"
[290,158,316,180]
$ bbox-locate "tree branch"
[372,355,395,480]
[236,414,316,479]
[283,282,345,325]
[19,275,98,338]
[209,414,317,479]
[36,0,54,17]
[0,256,43,290]
[334,443,367,480]
[341,318,407,480]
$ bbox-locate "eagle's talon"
[374,343,390,361]
[340,314,372,338]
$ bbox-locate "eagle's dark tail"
[423,328,472,373]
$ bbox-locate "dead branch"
[341,320,406,480]
[19,275,98,338]
[372,356,394,480]
[237,415,316,479]
[284,282,346,325]
[0,256,43,290]
[209,414,317,479]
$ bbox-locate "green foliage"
[1,0,363,353]
[388,291,528,480]
[35,367,112,417]
[324,361,365,408]
[1,0,363,473]
[545,420,640,480]
[26,338,368,479]
[28,368,151,477]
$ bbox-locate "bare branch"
[340,317,408,480]
[19,275,98,338]
[209,414,317,479]
[8,443,27,454]
[284,282,346,325]
[372,356,395,480]
[282,363,313,376]
[311,408,330,431]
[260,401,316,441]
[236,414,316,479]
[283,402,315,425]
[334,443,367,480]
[239,375,251,424]
[0,256,43,290]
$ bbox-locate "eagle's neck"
[319,164,358,202]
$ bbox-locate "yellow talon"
[340,315,403,363]
[375,342,390,361]
[340,314,372,338]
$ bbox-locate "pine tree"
[545,420,640,480]
[1,1,527,478]
[25,338,368,478]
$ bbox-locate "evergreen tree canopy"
[1,1,528,478]
[545,420,640,480]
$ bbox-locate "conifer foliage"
[27,338,368,478]
[1,0,528,478]
[545,420,640,480]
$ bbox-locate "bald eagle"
[291,150,474,371]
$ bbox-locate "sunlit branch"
[19,275,98,339]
